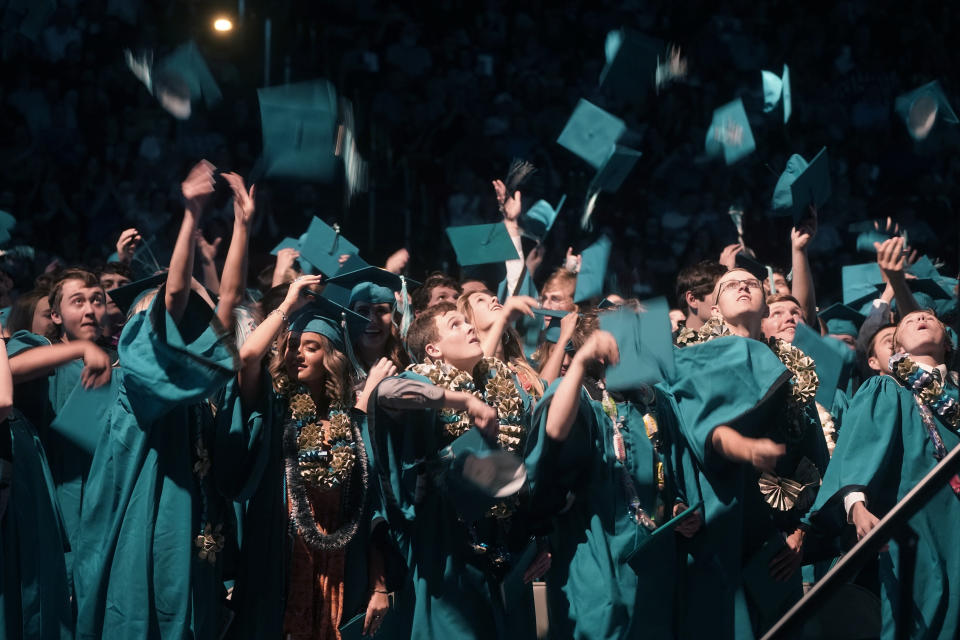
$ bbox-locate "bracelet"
[269,308,288,324]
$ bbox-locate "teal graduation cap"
[520,195,566,243]
[599,29,663,104]
[761,64,791,124]
[599,297,676,390]
[573,235,612,303]
[298,217,360,277]
[151,42,222,120]
[895,80,958,142]
[841,263,885,309]
[0,210,16,246]
[446,222,520,266]
[704,98,756,165]
[772,147,831,224]
[557,99,628,170]
[257,80,340,181]
[818,303,866,338]
[107,273,168,315]
[290,297,370,354]
[324,266,421,307]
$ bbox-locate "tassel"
[504,159,537,193]
[399,276,412,338]
[766,265,777,295]
[341,311,366,378]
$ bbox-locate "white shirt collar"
[915,361,949,382]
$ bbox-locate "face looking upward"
[51,279,106,342]
[427,286,460,308]
[424,310,483,371]
[541,283,575,312]
[894,311,948,364]
[762,300,803,342]
[465,291,503,334]
[712,269,766,326]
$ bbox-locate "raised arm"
[9,340,111,389]
[480,295,537,358]
[538,311,578,386]
[217,172,257,330]
[790,207,818,326]
[236,275,323,407]
[875,236,919,316]
[167,160,216,324]
[545,330,618,441]
[0,340,12,422]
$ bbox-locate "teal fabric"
[664,336,830,639]
[217,374,388,639]
[7,330,90,595]
[73,291,238,640]
[811,375,960,640]
[367,370,541,639]
[0,411,73,640]
[529,382,692,639]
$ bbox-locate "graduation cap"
[599,29,664,103]
[0,211,16,246]
[438,427,527,523]
[557,99,628,170]
[771,147,830,224]
[792,322,855,406]
[324,266,420,335]
[289,296,370,368]
[126,42,222,120]
[855,229,898,253]
[519,195,566,243]
[895,80,958,141]
[257,80,340,182]
[818,303,866,338]
[298,217,360,277]
[573,236,612,303]
[734,252,779,293]
[704,98,756,165]
[599,297,676,391]
[841,263,885,309]
[530,307,571,345]
[761,64,791,124]
[446,223,520,266]
[107,273,168,315]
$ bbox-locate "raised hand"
[718,243,742,270]
[573,330,619,370]
[492,179,521,221]
[282,275,325,315]
[564,247,582,273]
[791,206,818,252]
[181,159,216,212]
[195,231,222,266]
[503,295,538,322]
[116,228,141,264]
[384,248,410,274]
[221,172,256,227]
[875,236,907,277]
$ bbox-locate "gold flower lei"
[768,337,819,441]
[408,357,527,454]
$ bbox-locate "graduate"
[670,267,830,639]
[366,301,551,639]
[811,309,960,640]
[71,160,240,640]
[220,273,400,640]
[530,310,702,639]
[456,289,544,399]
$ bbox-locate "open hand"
[181,160,216,212]
[116,228,141,264]
[221,172,256,227]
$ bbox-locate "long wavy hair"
[271,329,354,408]
[457,291,544,397]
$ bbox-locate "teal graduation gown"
[73,292,238,640]
[811,375,960,640]
[0,411,72,640]
[665,336,830,640]
[216,374,384,639]
[528,381,693,640]
[367,371,542,640]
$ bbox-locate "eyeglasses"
[715,278,762,303]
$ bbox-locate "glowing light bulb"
[213,18,233,32]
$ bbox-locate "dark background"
[1,0,957,307]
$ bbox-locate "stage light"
[213,17,233,33]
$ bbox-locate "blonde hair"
[457,291,544,397]
[272,329,354,408]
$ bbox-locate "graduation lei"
[890,353,960,499]
[274,372,370,551]
[407,356,527,455]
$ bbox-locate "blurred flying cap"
[761,64,791,123]
[325,266,421,307]
[503,158,538,194]
[446,223,520,266]
[573,235,612,303]
[734,252,770,282]
[440,427,527,523]
[854,229,896,253]
[257,80,340,181]
[592,146,643,193]
[0,211,16,246]
[772,147,830,224]
[151,42,222,120]
[531,307,570,344]
[108,272,168,315]
[704,98,756,165]
[599,297,675,390]
[599,29,663,103]
[841,263,885,308]
[818,303,866,338]
[792,322,854,406]
[907,277,954,301]
[557,99,627,170]
[298,217,360,277]
[907,254,938,279]
[519,195,566,242]
[894,80,958,141]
